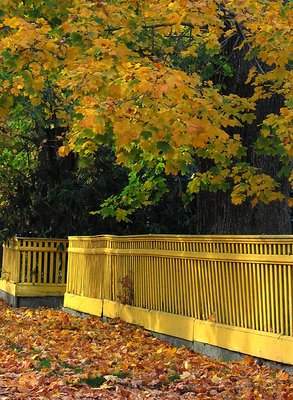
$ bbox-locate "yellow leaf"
[58,145,72,157]
[116,208,128,222]
[251,197,258,208]
[30,96,41,106]
[4,17,20,28]
[164,347,177,357]
[165,162,179,175]
[288,198,293,208]
[187,178,201,193]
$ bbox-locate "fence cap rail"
[8,237,68,241]
[68,234,293,241]
[3,237,69,249]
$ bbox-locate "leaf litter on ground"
[0,299,292,399]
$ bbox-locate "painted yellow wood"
[246,263,252,329]
[70,233,293,357]
[265,264,271,333]
[1,237,68,294]
[289,266,293,338]
[2,241,20,282]
[66,234,292,339]
[68,247,293,264]
[0,279,17,296]
[43,242,49,284]
[192,319,293,365]
[54,252,59,284]
[275,264,280,334]
[63,293,103,316]
[32,250,37,284]
[15,284,66,297]
[49,250,54,284]
[38,250,43,284]
[187,260,194,316]
[269,265,275,333]
[0,280,66,297]
[251,265,257,330]
[26,250,31,283]
[68,235,293,255]
[103,299,195,342]
[284,265,289,336]
[216,261,223,324]
[256,263,263,331]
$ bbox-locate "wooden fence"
[64,235,293,365]
[0,237,68,298]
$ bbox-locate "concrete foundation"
[0,289,64,308]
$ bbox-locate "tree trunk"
[195,25,292,235]
[196,191,291,235]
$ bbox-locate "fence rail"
[66,235,293,337]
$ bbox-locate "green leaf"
[223,63,233,77]
[21,70,32,82]
[157,141,171,153]
[140,131,152,140]
[99,206,115,218]
[84,376,106,388]
[70,32,83,45]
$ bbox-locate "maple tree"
[0,299,292,399]
[0,0,292,233]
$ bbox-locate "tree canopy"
[0,0,292,227]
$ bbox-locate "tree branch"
[234,21,265,74]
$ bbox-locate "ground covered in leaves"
[0,300,292,399]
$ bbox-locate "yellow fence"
[0,237,68,297]
[64,235,293,364]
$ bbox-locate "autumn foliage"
[0,300,292,399]
[0,0,292,220]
